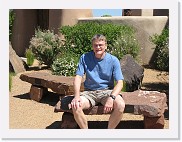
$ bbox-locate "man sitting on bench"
[61,34,125,129]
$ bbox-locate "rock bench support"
[20,71,168,129]
[29,85,48,102]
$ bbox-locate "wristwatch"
[109,95,116,100]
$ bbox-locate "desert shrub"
[9,9,15,40]
[150,28,169,71]
[29,29,63,67]
[59,22,136,58]
[110,30,139,60]
[25,48,35,66]
[51,51,79,76]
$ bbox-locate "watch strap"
[109,95,116,100]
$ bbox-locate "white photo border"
[0,0,179,140]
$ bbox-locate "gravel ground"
[9,65,169,129]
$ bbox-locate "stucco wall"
[11,10,38,56]
[78,16,168,65]
[49,9,93,35]
[11,9,93,56]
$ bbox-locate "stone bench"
[20,71,84,101]
[55,90,168,129]
[20,71,168,129]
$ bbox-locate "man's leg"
[108,95,125,129]
[72,96,91,129]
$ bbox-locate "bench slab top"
[20,71,84,95]
[55,90,168,117]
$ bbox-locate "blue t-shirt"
[76,51,124,90]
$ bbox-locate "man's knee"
[115,96,125,112]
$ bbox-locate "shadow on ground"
[46,120,144,129]
[13,91,61,107]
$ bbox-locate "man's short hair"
[91,34,107,44]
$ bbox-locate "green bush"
[150,28,169,71]
[29,29,63,67]
[9,10,15,40]
[25,48,35,66]
[110,30,139,60]
[59,22,136,58]
[51,51,79,76]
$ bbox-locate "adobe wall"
[11,10,38,56]
[78,16,168,65]
[11,9,93,57]
[49,9,93,34]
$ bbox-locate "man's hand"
[103,97,114,113]
[69,97,82,110]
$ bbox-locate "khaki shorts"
[81,89,113,107]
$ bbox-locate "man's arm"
[73,75,83,98]
[69,75,83,109]
[103,80,123,113]
[111,80,123,97]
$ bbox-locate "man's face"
[92,39,107,59]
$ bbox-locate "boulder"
[9,42,26,73]
[120,54,144,91]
